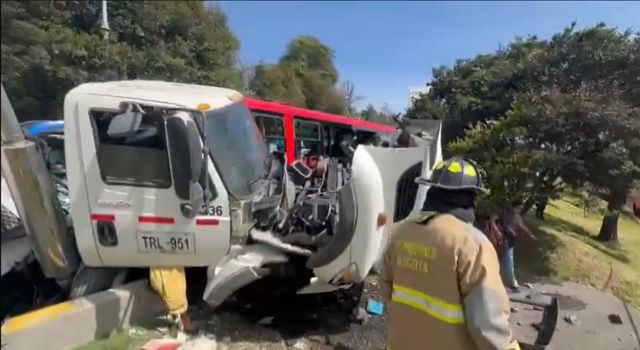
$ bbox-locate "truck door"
[71,98,230,267]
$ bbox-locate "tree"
[341,80,363,116]
[356,103,395,126]
[1,0,242,121]
[280,36,339,85]
[415,23,640,242]
[248,36,347,114]
[360,104,378,121]
[249,63,306,107]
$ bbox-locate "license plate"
[136,232,195,254]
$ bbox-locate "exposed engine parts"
[249,156,356,263]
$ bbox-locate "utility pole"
[101,0,110,40]
[1,84,79,287]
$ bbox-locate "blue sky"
[216,1,638,112]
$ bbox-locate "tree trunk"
[597,195,625,242]
[521,195,536,215]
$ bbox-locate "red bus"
[244,97,396,164]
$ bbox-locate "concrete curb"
[1,279,165,350]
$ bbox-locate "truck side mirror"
[167,117,205,218]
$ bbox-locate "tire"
[69,264,121,299]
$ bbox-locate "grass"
[75,331,148,350]
[74,326,168,350]
[516,198,640,307]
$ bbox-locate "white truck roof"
[66,80,244,111]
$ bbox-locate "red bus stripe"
[91,214,115,222]
[196,218,220,226]
[138,216,175,224]
[244,97,396,133]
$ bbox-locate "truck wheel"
[69,264,121,299]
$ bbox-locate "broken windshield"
[203,101,269,199]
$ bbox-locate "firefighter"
[379,156,520,350]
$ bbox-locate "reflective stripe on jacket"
[379,213,520,350]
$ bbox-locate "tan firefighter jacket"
[379,213,520,350]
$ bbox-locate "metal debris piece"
[524,283,535,289]
[608,314,623,324]
[257,316,275,326]
[564,314,581,326]
[510,306,519,313]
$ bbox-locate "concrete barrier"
[1,279,165,350]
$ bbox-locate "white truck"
[1,80,438,318]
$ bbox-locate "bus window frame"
[293,117,324,158]
[252,109,286,153]
[243,97,396,164]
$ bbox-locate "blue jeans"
[499,246,518,288]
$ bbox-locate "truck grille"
[394,162,423,222]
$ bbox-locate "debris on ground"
[564,314,581,326]
[510,306,519,313]
[524,283,535,289]
[366,299,384,316]
[129,327,149,337]
[523,305,544,311]
[291,338,310,349]
[307,334,328,345]
[156,327,170,335]
[179,336,218,350]
[355,307,371,325]
[141,338,183,350]
[177,332,189,343]
[608,314,624,324]
[516,321,523,326]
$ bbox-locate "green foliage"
[248,36,347,114]
[415,23,640,239]
[357,103,395,126]
[1,0,242,121]
[249,63,306,107]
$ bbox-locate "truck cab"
[1,80,435,309]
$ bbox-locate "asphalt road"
[187,274,388,350]
[145,275,640,350]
